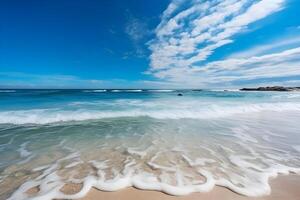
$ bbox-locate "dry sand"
[78,175,300,200]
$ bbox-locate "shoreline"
[76,174,300,200]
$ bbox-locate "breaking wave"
[83,90,107,93]
[0,90,16,93]
[1,102,300,124]
[1,90,300,200]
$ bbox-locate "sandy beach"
[79,175,300,200]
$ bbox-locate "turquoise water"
[0,89,300,199]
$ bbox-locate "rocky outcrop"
[240,86,300,91]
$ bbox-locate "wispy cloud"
[0,72,182,89]
[0,72,103,89]
[125,12,151,58]
[228,35,300,58]
[150,46,300,88]
[192,47,300,81]
[103,48,115,55]
[125,17,149,42]
[147,0,296,87]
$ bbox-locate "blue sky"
[1,0,300,88]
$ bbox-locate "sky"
[0,0,300,89]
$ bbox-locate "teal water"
[0,89,300,199]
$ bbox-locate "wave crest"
[1,102,300,124]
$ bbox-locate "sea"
[0,89,300,199]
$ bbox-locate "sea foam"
[83,90,107,93]
[1,91,300,200]
[6,126,300,200]
[0,90,16,93]
[0,102,300,124]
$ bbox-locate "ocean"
[0,89,300,199]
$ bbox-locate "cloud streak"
[147,0,298,87]
[228,35,300,58]
[150,46,300,88]
[125,12,151,58]
[0,72,185,89]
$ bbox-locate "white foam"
[6,131,300,200]
[182,155,216,166]
[3,93,300,199]
[231,127,258,143]
[0,90,16,93]
[210,89,240,92]
[148,90,174,92]
[126,90,143,92]
[17,142,32,158]
[83,90,106,93]
[126,147,147,158]
[111,89,143,92]
[1,102,300,124]
[33,165,51,172]
[110,89,143,92]
[65,160,84,168]
[18,154,35,165]
[9,164,300,200]
[272,92,300,99]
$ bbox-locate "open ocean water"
[0,89,300,199]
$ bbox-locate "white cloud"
[0,72,104,88]
[125,17,149,42]
[152,47,300,87]
[124,12,152,58]
[0,72,185,89]
[228,35,300,58]
[147,0,299,87]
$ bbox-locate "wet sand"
[79,175,300,200]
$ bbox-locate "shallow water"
[0,89,300,199]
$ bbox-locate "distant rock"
[177,93,183,96]
[240,86,300,92]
